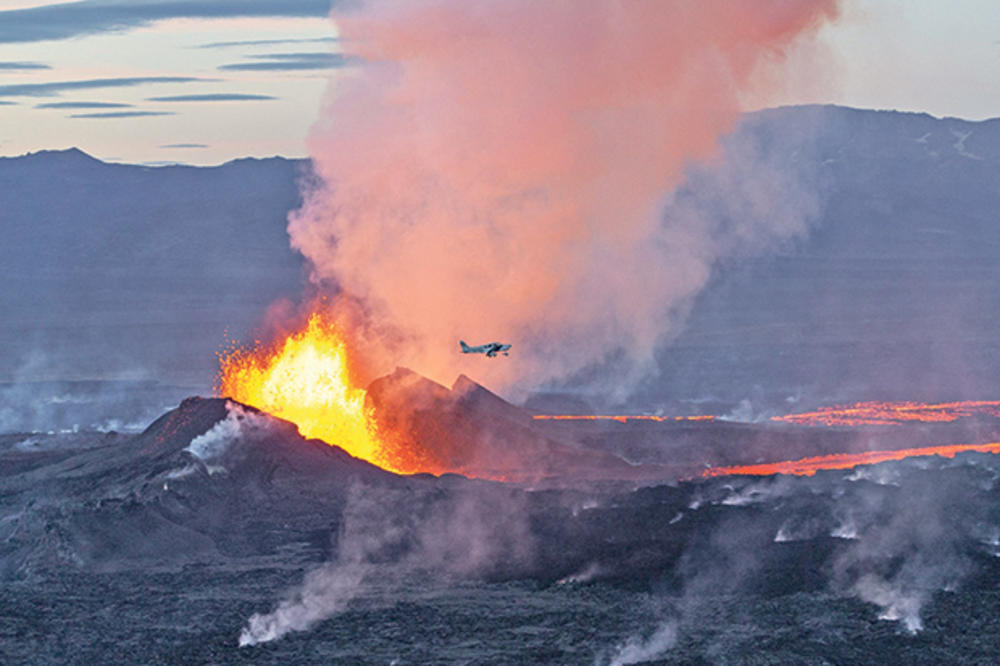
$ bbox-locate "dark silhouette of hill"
[0,148,309,386]
[622,105,1000,412]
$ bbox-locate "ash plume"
[289,0,841,392]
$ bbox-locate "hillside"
[0,149,309,385]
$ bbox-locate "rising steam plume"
[290,0,841,392]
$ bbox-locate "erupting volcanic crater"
[208,313,1000,484]
[212,312,643,482]
[11,323,1000,659]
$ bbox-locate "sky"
[0,0,997,166]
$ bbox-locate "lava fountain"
[216,313,407,473]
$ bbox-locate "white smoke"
[557,562,604,585]
[184,402,272,463]
[718,477,794,507]
[773,524,796,542]
[13,437,42,452]
[720,398,778,424]
[832,461,978,634]
[604,621,678,666]
[830,518,859,540]
[238,484,392,647]
[239,563,369,647]
[852,574,925,634]
[846,465,901,486]
[0,350,183,434]
[239,481,533,647]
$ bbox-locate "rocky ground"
[5,392,1000,663]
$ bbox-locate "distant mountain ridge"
[0,147,310,386]
[649,104,1000,411]
[3,105,1000,413]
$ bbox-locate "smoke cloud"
[289,0,841,392]
[831,463,980,634]
[185,401,274,463]
[239,479,533,646]
[605,621,678,666]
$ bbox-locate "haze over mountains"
[0,148,306,384]
[3,104,1000,419]
[656,105,1000,413]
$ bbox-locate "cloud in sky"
[70,110,175,119]
[0,0,335,44]
[0,61,50,69]
[219,52,352,71]
[161,143,209,149]
[146,93,276,102]
[0,76,209,97]
[0,101,15,106]
[196,36,337,49]
[35,101,133,109]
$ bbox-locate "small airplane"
[459,340,511,358]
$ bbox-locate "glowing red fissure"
[532,414,715,423]
[701,441,1000,478]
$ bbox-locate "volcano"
[8,371,1000,582]
[8,385,1000,662]
[0,396,390,578]
[365,367,656,482]
[7,103,1000,662]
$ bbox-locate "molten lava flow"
[534,401,1000,427]
[217,313,403,472]
[702,441,1000,478]
[772,400,1000,427]
[533,414,715,423]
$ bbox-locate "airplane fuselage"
[460,340,511,357]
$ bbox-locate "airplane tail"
[459,340,471,352]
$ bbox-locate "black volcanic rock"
[9,396,1000,664]
[134,396,386,480]
[0,396,395,577]
[133,395,232,458]
[366,367,652,481]
[451,373,534,426]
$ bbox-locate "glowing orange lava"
[772,400,1000,427]
[532,414,715,423]
[702,441,1000,478]
[217,313,404,473]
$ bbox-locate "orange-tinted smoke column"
[291,0,840,391]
